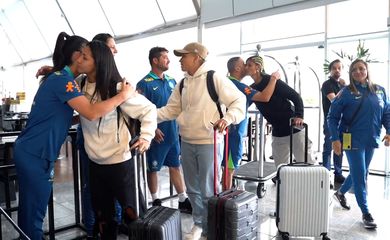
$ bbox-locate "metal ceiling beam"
[22,0,52,54]
[55,0,74,35]
[155,0,167,25]
[97,0,115,36]
[0,9,24,65]
[115,16,197,43]
[192,0,200,17]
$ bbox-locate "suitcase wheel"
[257,183,266,198]
[281,233,289,240]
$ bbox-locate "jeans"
[322,121,343,176]
[339,148,374,214]
[180,141,223,235]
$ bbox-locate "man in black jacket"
[321,59,346,186]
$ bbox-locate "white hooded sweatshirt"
[158,63,246,144]
[80,81,157,164]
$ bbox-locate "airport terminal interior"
[1,0,390,239]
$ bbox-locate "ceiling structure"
[0,0,198,68]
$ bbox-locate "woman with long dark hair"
[13,32,133,240]
[78,40,156,239]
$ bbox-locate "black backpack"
[179,70,223,119]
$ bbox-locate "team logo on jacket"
[66,81,79,92]
[244,87,252,95]
[152,160,158,168]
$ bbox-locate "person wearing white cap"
[157,42,246,240]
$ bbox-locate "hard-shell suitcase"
[128,151,182,240]
[276,123,330,240]
[207,129,259,240]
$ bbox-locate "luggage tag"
[342,132,352,150]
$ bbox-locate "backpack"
[179,70,223,119]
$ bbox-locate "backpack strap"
[80,75,87,89]
[179,77,185,95]
[206,70,223,119]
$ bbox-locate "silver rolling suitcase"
[276,123,330,240]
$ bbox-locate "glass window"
[327,0,388,38]
[24,0,72,53]
[114,27,197,86]
[0,26,22,67]
[0,1,50,62]
[327,37,388,88]
[241,6,324,44]
[203,23,242,56]
[57,0,112,40]
[99,0,164,36]
[157,0,197,23]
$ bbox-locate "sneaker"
[179,198,192,214]
[334,174,345,184]
[152,198,162,206]
[333,191,350,210]
[184,225,202,240]
[362,213,377,229]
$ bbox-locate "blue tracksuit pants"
[339,148,374,215]
[14,143,54,240]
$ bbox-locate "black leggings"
[89,159,146,238]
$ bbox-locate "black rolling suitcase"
[128,151,182,240]
[207,129,259,240]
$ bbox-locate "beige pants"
[271,129,316,169]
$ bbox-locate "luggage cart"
[233,110,277,198]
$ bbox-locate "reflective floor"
[1,153,390,240]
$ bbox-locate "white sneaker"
[184,225,202,240]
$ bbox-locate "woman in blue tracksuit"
[328,59,390,229]
[13,32,132,240]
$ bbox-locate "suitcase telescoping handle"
[133,150,148,217]
[213,127,229,195]
[289,118,308,164]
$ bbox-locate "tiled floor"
[2,153,390,240]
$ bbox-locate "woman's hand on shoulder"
[118,78,137,101]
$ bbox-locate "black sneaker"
[362,213,377,229]
[178,198,192,214]
[334,174,345,184]
[333,191,350,210]
[152,198,162,206]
